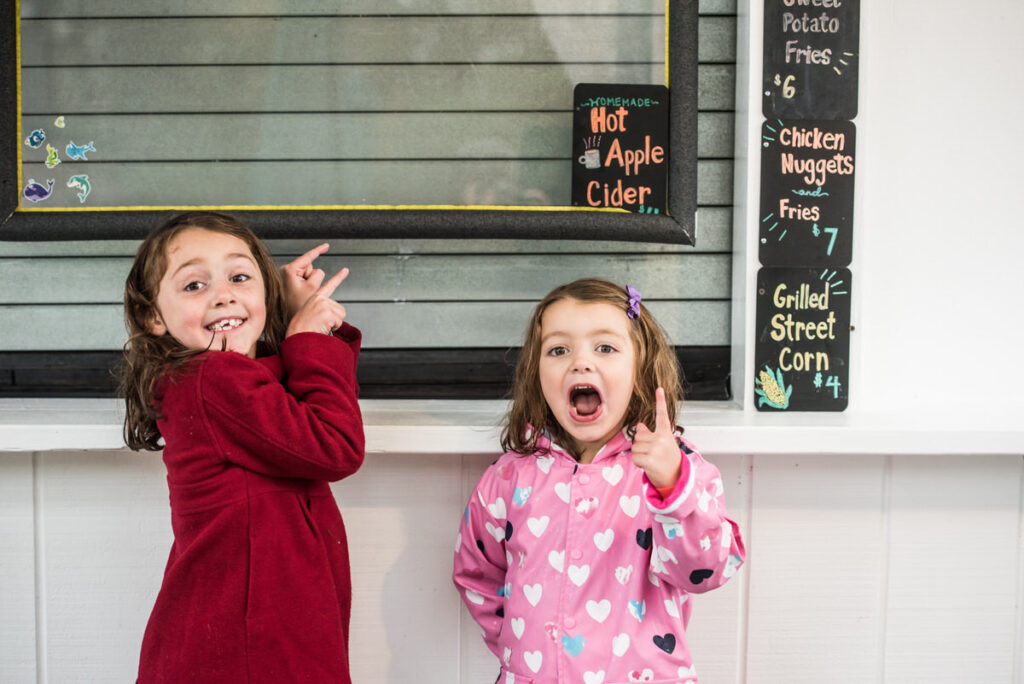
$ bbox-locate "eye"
[183,280,205,292]
[546,345,568,357]
[597,344,617,354]
[231,273,251,283]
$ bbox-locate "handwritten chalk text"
[779,125,846,151]
[582,97,659,109]
[780,152,854,185]
[782,12,841,33]
[782,0,842,7]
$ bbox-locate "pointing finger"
[292,243,330,272]
[654,387,672,434]
[317,267,350,299]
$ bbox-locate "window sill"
[1,398,1021,456]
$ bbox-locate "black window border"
[1,1,697,244]
[0,347,731,401]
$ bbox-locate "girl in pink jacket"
[453,278,745,684]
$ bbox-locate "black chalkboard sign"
[759,118,855,267]
[755,267,850,411]
[572,83,670,215]
[762,0,860,120]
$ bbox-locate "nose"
[570,349,593,372]
[210,280,236,307]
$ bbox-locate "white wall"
[1,446,1021,683]
[849,0,1024,411]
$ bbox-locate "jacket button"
[578,474,591,485]
[564,617,576,629]
[571,549,583,560]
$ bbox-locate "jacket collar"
[534,428,631,464]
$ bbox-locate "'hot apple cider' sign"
[571,83,669,215]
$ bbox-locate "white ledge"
[2,398,1022,456]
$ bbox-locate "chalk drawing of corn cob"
[755,365,792,410]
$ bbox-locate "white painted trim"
[2,398,1022,456]
[729,0,763,411]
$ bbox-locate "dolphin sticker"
[45,144,62,169]
[24,129,45,149]
[23,178,55,203]
[67,175,91,203]
[65,140,96,160]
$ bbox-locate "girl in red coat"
[121,212,364,683]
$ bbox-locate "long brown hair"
[501,278,683,459]
[120,212,286,451]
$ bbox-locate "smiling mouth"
[568,384,603,422]
[206,317,244,333]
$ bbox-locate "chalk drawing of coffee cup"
[578,149,601,169]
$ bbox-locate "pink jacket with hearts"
[452,430,745,684]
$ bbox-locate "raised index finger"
[292,243,330,271]
[317,267,350,299]
[654,387,673,434]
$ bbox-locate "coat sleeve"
[641,438,745,594]
[452,459,510,657]
[196,326,365,482]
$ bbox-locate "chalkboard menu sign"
[762,0,860,120]
[759,118,854,267]
[755,267,850,411]
[572,83,670,215]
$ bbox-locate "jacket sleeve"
[196,326,365,482]
[641,438,745,594]
[452,459,509,657]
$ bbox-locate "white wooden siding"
[2,449,1021,683]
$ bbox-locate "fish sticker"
[65,140,96,160]
[67,175,91,203]
[45,144,62,169]
[24,129,45,149]
[54,116,66,128]
[23,178,55,203]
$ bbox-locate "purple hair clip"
[625,285,642,319]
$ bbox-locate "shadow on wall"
[337,451,496,683]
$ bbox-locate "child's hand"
[281,243,331,319]
[631,387,682,490]
[286,267,349,337]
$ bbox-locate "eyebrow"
[170,253,256,277]
[540,328,626,344]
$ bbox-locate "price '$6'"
[774,73,796,99]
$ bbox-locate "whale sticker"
[23,178,55,203]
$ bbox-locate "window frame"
[1,1,697,244]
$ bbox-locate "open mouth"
[206,317,244,333]
[568,384,603,422]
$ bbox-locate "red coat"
[137,327,365,683]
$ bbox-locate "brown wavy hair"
[500,278,683,459]
[120,212,286,451]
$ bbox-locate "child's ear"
[147,311,167,336]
